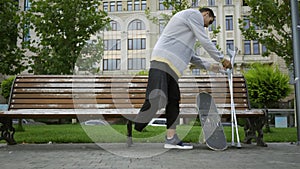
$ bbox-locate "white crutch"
[226,47,241,148]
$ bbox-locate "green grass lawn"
[0,124,298,144]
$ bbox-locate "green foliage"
[243,63,292,108]
[0,0,27,75]
[239,0,298,67]
[162,0,191,16]
[76,37,104,74]
[145,0,190,26]
[0,76,15,101]
[21,0,110,75]
[136,70,149,75]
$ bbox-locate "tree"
[243,63,292,109]
[22,0,110,75]
[0,0,27,75]
[145,0,190,26]
[76,36,104,74]
[239,0,300,68]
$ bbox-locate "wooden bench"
[0,74,266,146]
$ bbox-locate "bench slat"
[11,93,247,99]
[11,88,247,94]
[11,97,248,105]
[14,82,246,89]
[14,75,244,82]
[9,103,249,110]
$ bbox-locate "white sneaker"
[164,134,193,150]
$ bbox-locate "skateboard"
[197,92,227,151]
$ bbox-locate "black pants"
[134,68,180,131]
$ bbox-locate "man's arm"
[188,11,232,69]
[188,11,224,62]
[190,54,210,69]
[190,54,223,73]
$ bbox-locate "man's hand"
[221,59,232,69]
[189,64,197,69]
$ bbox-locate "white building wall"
[18,0,287,75]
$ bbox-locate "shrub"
[243,63,292,108]
[137,70,149,75]
[0,76,15,100]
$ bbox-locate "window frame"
[225,15,233,30]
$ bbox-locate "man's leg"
[165,73,180,137]
[134,68,168,132]
[164,75,193,149]
[166,129,176,139]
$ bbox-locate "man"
[133,8,232,150]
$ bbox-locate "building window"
[159,0,173,10]
[244,40,251,55]
[24,0,31,11]
[128,58,146,70]
[192,69,200,75]
[23,25,30,42]
[128,20,146,30]
[103,59,121,70]
[110,1,115,12]
[253,40,260,55]
[226,15,233,30]
[159,0,164,10]
[208,0,215,6]
[104,39,121,51]
[243,17,250,30]
[225,0,232,5]
[128,38,146,50]
[134,0,140,11]
[111,22,117,31]
[191,0,199,7]
[24,0,31,42]
[141,0,147,10]
[127,0,132,11]
[262,45,267,54]
[117,1,122,11]
[253,23,261,30]
[226,40,234,50]
[242,0,248,6]
[103,2,108,12]
[212,40,217,46]
[137,21,142,30]
[109,21,121,31]
[141,38,146,49]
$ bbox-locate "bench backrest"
[8,75,251,117]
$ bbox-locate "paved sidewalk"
[0,143,300,169]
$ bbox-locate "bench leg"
[127,120,133,147]
[0,117,17,145]
[243,117,267,147]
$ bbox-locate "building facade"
[19,0,287,75]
